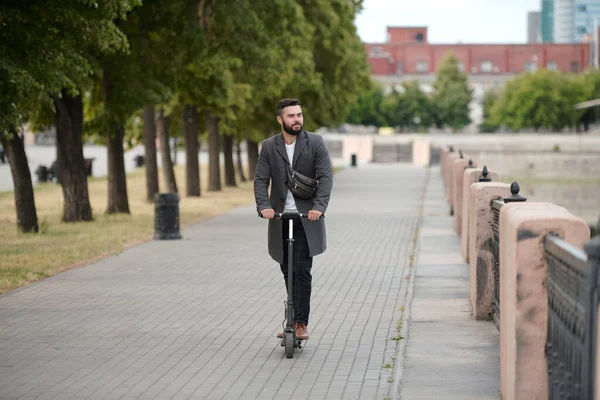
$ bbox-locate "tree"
[346,85,387,127]
[218,0,317,185]
[85,0,200,210]
[384,81,433,131]
[433,52,473,131]
[296,0,372,128]
[578,70,600,131]
[489,70,585,132]
[479,89,501,133]
[0,0,136,230]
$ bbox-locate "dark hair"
[276,98,301,116]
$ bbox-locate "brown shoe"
[295,323,309,340]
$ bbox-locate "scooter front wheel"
[284,332,294,358]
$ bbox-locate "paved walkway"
[396,167,501,399]
[0,163,500,400]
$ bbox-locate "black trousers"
[280,218,313,326]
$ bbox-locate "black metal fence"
[544,234,588,399]
[583,228,600,399]
[543,224,600,400]
[491,198,503,330]
[372,143,412,163]
[490,182,527,330]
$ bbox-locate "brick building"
[365,26,595,76]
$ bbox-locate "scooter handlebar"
[258,212,324,219]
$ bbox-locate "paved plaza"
[0,163,499,399]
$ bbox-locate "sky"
[355,0,541,44]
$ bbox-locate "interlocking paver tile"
[1,164,425,399]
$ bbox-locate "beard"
[282,121,303,136]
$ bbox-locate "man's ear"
[276,115,282,125]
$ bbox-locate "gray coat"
[254,130,333,264]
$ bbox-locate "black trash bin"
[134,155,145,168]
[153,193,182,240]
[84,158,95,177]
[35,166,48,183]
[351,153,357,167]
[0,147,5,164]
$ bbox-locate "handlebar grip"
[258,212,324,219]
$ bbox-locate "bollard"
[153,193,182,240]
[351,153,357,167]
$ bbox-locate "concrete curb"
[390,167,430,400]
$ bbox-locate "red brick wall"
[366,42,593,75]
[387,27,428,44]
[543,44,589,72]
[396,45,431,74]
[431,46,470,72]
[368,57,395,75]
[468,45,509,73]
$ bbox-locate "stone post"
[468,182,511,319]
[461,166,498,262]
[412,139,431,167]
[499,203,590,400]
[451,156,470,233]
[444,151,460,210]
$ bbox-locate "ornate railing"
[544,234,588,399]
[491,198,503,330]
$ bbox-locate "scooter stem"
[287,218,295,330]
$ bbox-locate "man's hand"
[308,210,322,221]
[261,208,275,219]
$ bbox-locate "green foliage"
[84,0,201,139]
[488,69,587,132]
[387,81,433,131]
[297,0,372,128]
[346,84,388,127]
[432,52,473,131]
[3,0,371,146]
[0,0,138,134]
[346,80,433,131]
[479,89,501,133]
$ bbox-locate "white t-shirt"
[284,141,298,212]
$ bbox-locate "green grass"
[0,165,255,293]
[1,163,344,294]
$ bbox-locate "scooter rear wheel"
[284,332,294,358]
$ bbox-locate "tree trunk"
[184,105,200,196]
[0,132,38,232]
[53,91,93,222]
[236,139,246,183]
[247,139,259,181]
[106,125,130,214]
[223,134,236,187]
[157,108,178,193]
[206,109,221,191]
[104,71,129,214]
[143,104,159,201]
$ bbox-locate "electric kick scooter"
[261,211,322,358]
